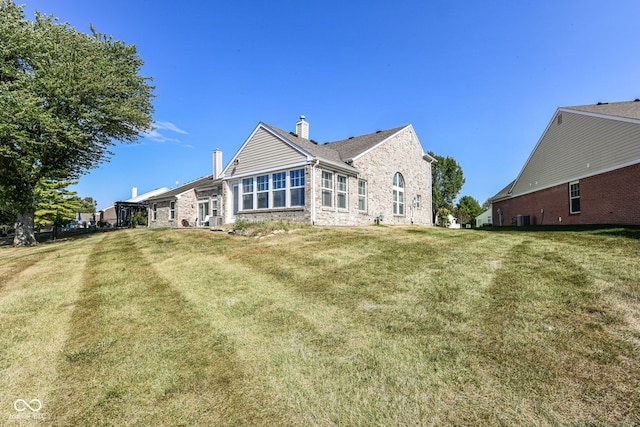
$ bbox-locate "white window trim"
[272,171,287,208]
[393,173,405,216]
[337,174,348,210]
[241,177,254,210]
[322,170,334,208]
[238,168,305,211]
[358,179,367,212]
[256,174,269,209]
[289,169,305,207]
[569,180,580,214]
[169,201,175,220]
[211,196,219,217]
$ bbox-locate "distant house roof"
[562,100,640,121]
[146,175,217,201]
[126,187,171,203]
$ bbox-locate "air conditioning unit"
[516,215,530,226]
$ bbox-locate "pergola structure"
[114,201,148,227]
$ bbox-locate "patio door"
[197,200,209,226]
[232,183,239,222]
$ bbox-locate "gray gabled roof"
[328,126,409,161]
[146,175,218,201]
[562,100,640,121]
[264,123,410,166]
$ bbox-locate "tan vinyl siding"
[232,128,306,175]
[512,111,640,196]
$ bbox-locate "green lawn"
[1,225,639,425]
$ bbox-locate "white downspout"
[311,159,319,225]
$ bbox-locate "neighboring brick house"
[492,100,640,226]
[147,117,435,228]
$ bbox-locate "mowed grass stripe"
[132,227,640,425]
[49,231,286,426]
[0,237,94,420]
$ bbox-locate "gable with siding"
[223,126,309,176]
[509,102,640,197]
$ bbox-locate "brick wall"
[493,163,640,226]
[312,127,433,226]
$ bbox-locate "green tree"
[455,195,482,226]
[428,152,465,211]
[0,1,154,246]
[436,207,452,227]
[481,198,492,211]
[428,152,465,224]
[66,195,97,214]
[33,180,82,228]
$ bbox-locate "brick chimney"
[296,115,309,139]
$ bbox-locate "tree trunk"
[14,211,38,246]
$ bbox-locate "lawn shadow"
[476,225,640,240]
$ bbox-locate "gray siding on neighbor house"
[228,128,307,176]
[511,110,640,197]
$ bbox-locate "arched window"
[393,173,405,215]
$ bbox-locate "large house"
[148,117,436,227]
[492,100,640,226]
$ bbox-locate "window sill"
[239,207,304,213]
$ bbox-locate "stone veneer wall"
[313,127,433,226]
[148,190,198,228]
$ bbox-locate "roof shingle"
[563,100,640,121]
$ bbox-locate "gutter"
[311,159,319,225]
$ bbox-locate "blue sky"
[21,0,640,210]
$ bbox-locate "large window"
[242,178,254,210]
[337,175,347,209]
[569,181,580,214]
[169,201,175,220]
[290,169,305,206]
[358,179,367,212]
[322,171,334,207]
[272,172,286,208]
[239,168,304,211]
[257,175,269,209]
[393,172,405,216]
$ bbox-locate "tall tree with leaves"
[34,180,82,228]
[455,195,482,226]
[428,151,465,215]
[0,1,154,246]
